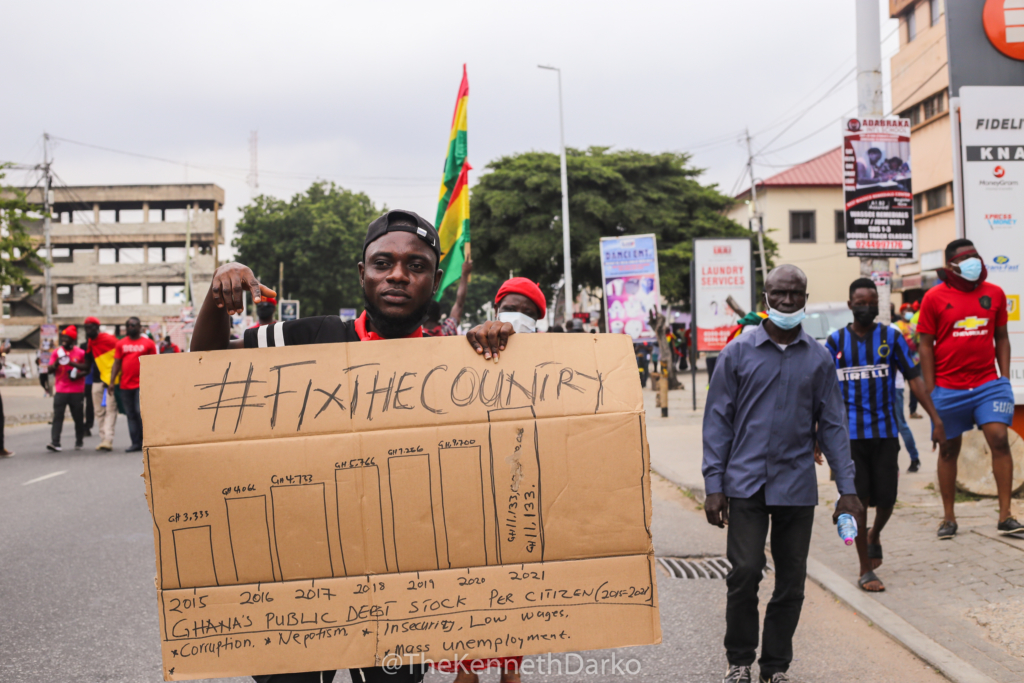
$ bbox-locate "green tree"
[0,165,49,291]
[470,147,775,309]
[233,182,381,317]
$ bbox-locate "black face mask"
[362,290,431,339]
[852,305,879,326]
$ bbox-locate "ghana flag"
[433,65,470,300]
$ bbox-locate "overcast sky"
[1,1,898,253]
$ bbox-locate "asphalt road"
[0,421,945,683]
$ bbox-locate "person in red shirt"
[158,336,181,354]
[111,317,158,453]
[46,325,89,452]
[918,239,1021,539]
[190,210,442,683]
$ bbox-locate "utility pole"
[183,204,193,307]
[856,0,891,325]
[42,132,53,325]
[247,131,259,198]
[745,129,768,286]
[538,65,574,320]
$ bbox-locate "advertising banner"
[599,234,660,341]
[959,86,1024,402]
[842,117,915,258]
[280,300,300,322]
[692,238,752,352]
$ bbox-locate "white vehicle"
[802,302,853,343]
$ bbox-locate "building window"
[119,247,145,264]
[148,284,186,305]
[923,91,946,120]
[98,284,145,305]
[906,6,917,42]
[98,248,117,265]
[930,0,942,27]
[162,247,187,263]
[98,285,117,305]
[789,211,816,243]
[901,103,921,126]
[926,184,948,212]
[913,194,925,215]
[835,210,845,243]
[57,285,73,305]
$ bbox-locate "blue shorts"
[931,377,1015,439]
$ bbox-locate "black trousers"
[83,385,94,431]
[725,486,815,677]
[52,392,85,447]
[253,665,426,683]
[122,387,142,448]
[0,389,5,452]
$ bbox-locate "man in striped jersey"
[825,278,945,592]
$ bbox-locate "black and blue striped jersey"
[825,324,920,440]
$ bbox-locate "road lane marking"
[22,470,68,486]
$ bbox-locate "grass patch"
[924,482,935,491]
[955,490,982,503]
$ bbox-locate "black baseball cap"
[363,210,440,263]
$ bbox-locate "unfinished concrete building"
[6,184,224,347]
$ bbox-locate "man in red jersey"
[111,317,158,453]
[918,239,1021,539]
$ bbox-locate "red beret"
[62,325,78,339]
[260,296,277,306]
[495,277,546,318]
[84,316,101,326]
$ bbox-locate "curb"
[805,559,998,683]
[653,468,999,683]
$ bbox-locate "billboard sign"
[692,238,752,353]
[280,300,300,322]
[959,86,1024,401]
[843,117,915,258]
[599,234,660,341]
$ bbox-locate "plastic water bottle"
[837,513,858,545]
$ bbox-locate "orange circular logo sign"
[984,0,1024,60]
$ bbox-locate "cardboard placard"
[142,334,660,680]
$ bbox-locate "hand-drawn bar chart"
[225,495,276,583]
[172,525,219,588]
[270,483,334,581]
[438,445,488,568]
[488,406,544,565]
[388,454,440,572]
[335,465,389,575]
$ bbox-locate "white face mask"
[498,311,537,334]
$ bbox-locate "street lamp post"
[538,65,573,321]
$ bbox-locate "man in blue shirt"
[825,279,945,593]
[703,265,862,683]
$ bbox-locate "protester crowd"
[12,317,177,455]
[2,204,1018,683]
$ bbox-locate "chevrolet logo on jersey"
[837,363,890,382]
[952,316,990,337]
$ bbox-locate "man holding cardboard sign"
[191,209,444,683]
[166,210,658,683]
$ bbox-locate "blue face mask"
[764,295,806,330]
[957,257,982,282]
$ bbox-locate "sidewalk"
[0,383,63,425]
[646,371,1024,683]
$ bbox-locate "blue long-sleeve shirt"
[702,324,856,506]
